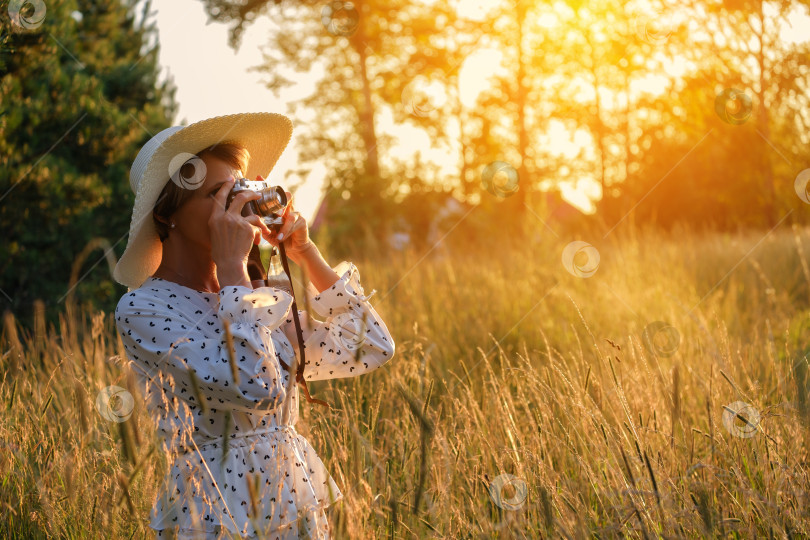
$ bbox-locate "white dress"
[114,261,395,539]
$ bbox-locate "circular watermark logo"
[8,0,46,32]
[321,1,359,37]
[794,169,810,204]
[481,161,519,198]
[721,401,760,438]
[329,312,367,352]
[633,12,672,45]
[562,241,600,278]
[774,464,809,507]
[96,385,135,422]
[402,75,447,117]
[714,88,752,125]
[168,153,207,190]
[488,473,528,511]
[442,445,542,534]
[641,321,680,357]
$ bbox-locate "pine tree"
[0,0,177,326]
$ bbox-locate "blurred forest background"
[1,0,809,327]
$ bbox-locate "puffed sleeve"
[115,285,296,414]
[279,261,395,381]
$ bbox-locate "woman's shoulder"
[116,277,218,317]
[115,278,176,313]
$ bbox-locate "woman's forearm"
[290,242,340,294]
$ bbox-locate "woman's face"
[169,153,242,251]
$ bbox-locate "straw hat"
[113,112,293,290]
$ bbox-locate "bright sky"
[152,0,810,217]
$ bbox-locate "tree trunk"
[454,76,471,199]
[515,0,529,211]
[351,13,380,183]
[755,0,776,226]
[588,35,607,212]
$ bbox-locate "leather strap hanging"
[247,244,329,409]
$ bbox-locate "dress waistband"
[173,425,299,455]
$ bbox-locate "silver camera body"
[226,178,288,233]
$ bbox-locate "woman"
[113,113,396,539]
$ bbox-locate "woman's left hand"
[255,177,313,260]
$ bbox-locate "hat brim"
[113,112,293,290]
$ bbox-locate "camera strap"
[247,243,329,409]
[276,242,330,408]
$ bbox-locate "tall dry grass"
[2,220,810,538]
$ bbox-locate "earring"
[170,222,176,229]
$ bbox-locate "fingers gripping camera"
[226,178,288,234]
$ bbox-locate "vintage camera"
[225,178,288,234]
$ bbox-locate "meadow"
[2,219,810,539]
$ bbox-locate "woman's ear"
[153,211,171,226]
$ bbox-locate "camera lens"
[255,187,287,216]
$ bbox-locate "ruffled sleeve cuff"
[218,285,294,329]
[304,261,377,318]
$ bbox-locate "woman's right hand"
[209,177,272,287]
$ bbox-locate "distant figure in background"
[112,113,395,539]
